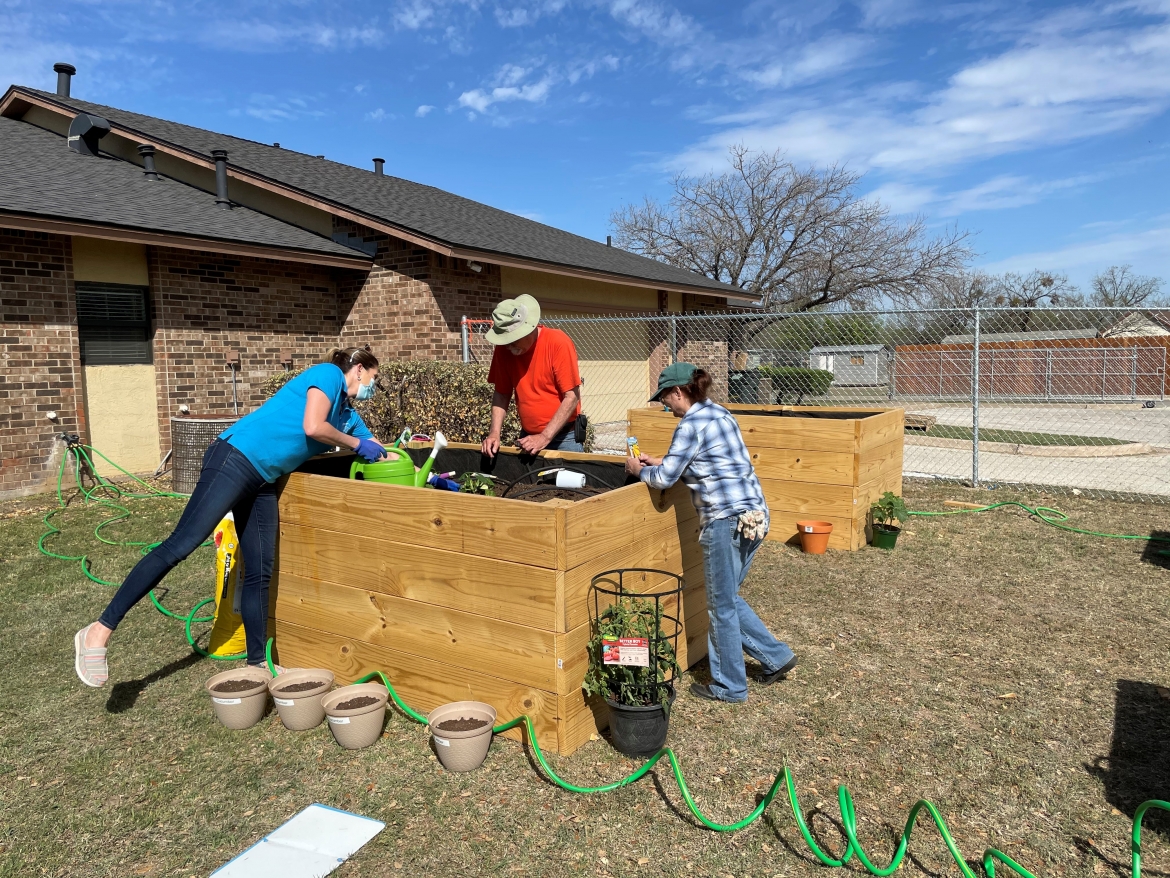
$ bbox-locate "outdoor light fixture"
[46,411,58,421]
[468,261,482,273]
[179,405,190,414]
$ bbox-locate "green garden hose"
[38,438,243,660]
[37,440,1170,876]
[909,499,1170,545]
[261,640,1170,878]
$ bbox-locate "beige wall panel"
[502,265,658,312]
[84,365,161,475]
[72,237,149,285]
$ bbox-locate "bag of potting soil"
[208,513,247,657]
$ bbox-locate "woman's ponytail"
[682,368,712,402]
[327,344,378,371]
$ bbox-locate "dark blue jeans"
[99,439,278,665]
[700,517,795,702]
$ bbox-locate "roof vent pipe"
[373,158,385,175]
[211,149,231,209]
[53,63,76,97]
[606,235,612,247]
[67,114,110,156]
[137,144,159,181]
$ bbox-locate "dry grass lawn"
[0,480,1168,878]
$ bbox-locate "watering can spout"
[415,431,448,487]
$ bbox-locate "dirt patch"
[276,680,326,693]
[434,717,490,733]
[210,679,264,694]
[334,695,379,710]
[501,485,605,503]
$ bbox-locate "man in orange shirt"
[481,294,583,457]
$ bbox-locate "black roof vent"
[373,158,385,175]
[137,144,159,181]
[211,149,231,209]
[53,63,76,97]
[67,114,110,157]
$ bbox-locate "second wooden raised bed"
[628,405,904,551]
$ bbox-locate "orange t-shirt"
[488,326,582,435]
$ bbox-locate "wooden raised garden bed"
[270,443,708,756]
[628,405,905,551]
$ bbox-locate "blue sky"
[3,0,1169,291]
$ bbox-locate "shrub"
[757,365,834,396]
[260,361,522,447]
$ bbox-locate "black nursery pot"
[606,684,675,757]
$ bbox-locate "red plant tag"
[602,637,650,667]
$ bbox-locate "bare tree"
[984,270,1077,332]
[1088,265,1164,307]
[610,145,973,310]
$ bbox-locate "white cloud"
[365,107,389,121]
[200,21,384,51]
[606,0,698,47]
[243,94,326,122]
[674,9,1170,174]
[416,104,436,116]
[981,222,1170,276]
[458,75,554,113]
[743,34,875,88]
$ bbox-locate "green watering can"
[349,431,447,488]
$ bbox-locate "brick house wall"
[0,228,85,498]
[149,246,356,450]
[334,220,501,360]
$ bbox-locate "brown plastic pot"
[321,682,388,749]
[268,668,334,731]
[427,701,497,772]
[205,666,271,730]
[795,520,834,554]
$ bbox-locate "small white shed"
[808,344,891,386]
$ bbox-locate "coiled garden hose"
[39,443,1170,876]
[262,640,1169,878]
[909,501,1170,551]
[38,439,243,660]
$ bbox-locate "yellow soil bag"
[208,513,246,657]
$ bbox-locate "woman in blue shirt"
[626,362,797,704]
[74,347,388,687]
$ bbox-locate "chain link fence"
[462,308,1170,502]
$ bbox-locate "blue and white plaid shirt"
[638,400,769,530]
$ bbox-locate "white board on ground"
[211,803,385,878]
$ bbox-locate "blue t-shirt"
[219,363,373,482]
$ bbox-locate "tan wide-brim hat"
[485,294,541,346]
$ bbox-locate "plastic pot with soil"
[795,520,833,554]
[206,666,271,730]
[871,524,901,549]
[268,668,335,730]
[321,682,388,749]
[427,701,497,772]
[607,683,675,757]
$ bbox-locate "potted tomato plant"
[870,491,908,549]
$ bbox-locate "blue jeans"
[699,516,794,702]
[99,439,278,666]
[521,422,584,453]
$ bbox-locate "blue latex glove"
[355,438,386,463]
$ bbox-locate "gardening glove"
[736,509,769,541]
[355,437,387,462]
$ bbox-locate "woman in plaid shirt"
[625,362,797,703]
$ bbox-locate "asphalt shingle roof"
[13,87,744,297]
[0,114,369,262]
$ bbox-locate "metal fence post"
[972,306,981,488]
[460,316,470,364]
[669,315,678,364]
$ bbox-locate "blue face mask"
[356,373,376,401]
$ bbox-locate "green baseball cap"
[650,361,698,402]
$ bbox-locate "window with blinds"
[75,282,153,365]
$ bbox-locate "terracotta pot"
[427,701,497,772]
[795,520,833,554]
[321,683,388,749]
[268,668,334,731]
[205,666,271,730]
